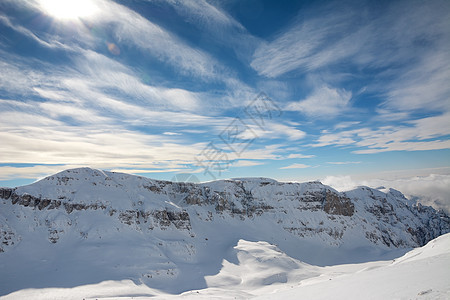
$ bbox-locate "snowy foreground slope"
[2,236,450,300]
[0,167,449,298]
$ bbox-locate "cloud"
[0,96,210,172]
[250,1,357,77]
[0,14,63,49]
[313,130,357,148]
[0,45,302,182]
[91,0,226,80]
[251,0,450,79]
[334,122,360,130]
[0,0,261,116]
[384,51,450,113]
[68,50,206,113]
[379,174,450,214]
[322,175,358,192]
[286,85,352,117]
[249,0,450,147]
[0,165,79,180]
[109,168,183,174]
[234,121,306,142]
[313,112,450,153]
[287,154,315,159]
[234,145,284,161]
[157,0,261,60]
[0,45,232,125]
[279,163,311,169]
[232,160,264,168]
[327,161,361,165]
[322,173,450,214]
[9,0,238,85]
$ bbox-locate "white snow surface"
[2,234,449,299]
[0,167,448,299]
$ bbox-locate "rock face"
[0,168,449,257]
[323,190,354,216]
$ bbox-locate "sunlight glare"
[40,0,99,20]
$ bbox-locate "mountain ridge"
[0,167,449,295]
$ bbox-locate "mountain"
[0,167,449,297]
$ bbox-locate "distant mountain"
[0,167,448,296]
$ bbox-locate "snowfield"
[2,234,449,299]
[0,168,448,299]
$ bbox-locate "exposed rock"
[0,188,13,200]
[0,224,20,252]
[322,190,354,216]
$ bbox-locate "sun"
[40,0,99,20]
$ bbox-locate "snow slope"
[255,232,450,300]
[2,233,449,299]
[0,167,448,298]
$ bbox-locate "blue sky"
[0,0,449,188]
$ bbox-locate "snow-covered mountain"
[0,167,449,297]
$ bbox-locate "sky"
[0,0,449,208]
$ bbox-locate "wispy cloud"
[334,122,360,130]
[287,154,315,159]
[0,118,205,167]
[383,49,450,113]
[234,121,306,141]
[251,1,357,77]
[0,14,63,49]
[9,0,246,88]
[279,163,311,169]
[251,0,450,79]
[327,161,361,165]
[232,160,264,168]
[156,0,261,60]
[0,165,79,181]
[313,112,450,153]
[286,85,352,117]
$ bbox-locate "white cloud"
[39,102,109,124]
[249,0,450,137]
[280,163,311,170]
[0,108,207,170]
[158,0,261,60]
[223,120,306,142]
[287,154,315,159]
[313,112,450,153]
[322,175,358,192]
[0,165,80,181]
[322,173,450,214]
[0,14,63,49]
[354,140,450,154]
[250,2,356,77]
[334,122,360,130]
[232,160,264,168]
[109,168,183,174]
[10,0,243,87]
[313,130,357,148]
[286,85,352,117]
[384,50,450,113]
[251,0,450,79]
[327,161,361,165]
[92,0,225,80]
[236,146,284,161]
